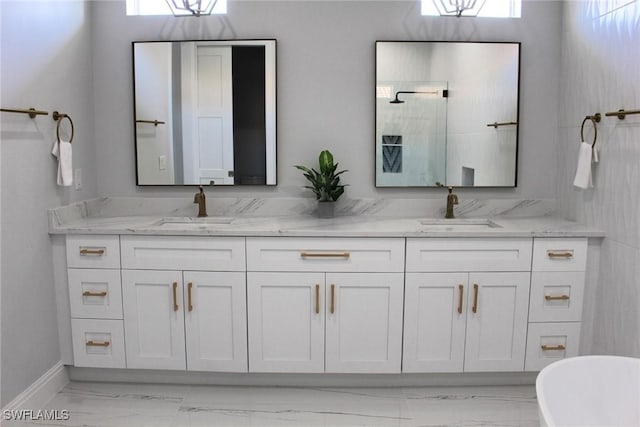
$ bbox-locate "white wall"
[0,1,97,406]
[557,1,640,357]
[92,0,562,200]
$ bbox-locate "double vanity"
[49,199,602,382]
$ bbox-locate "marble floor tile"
[3,382,538,427]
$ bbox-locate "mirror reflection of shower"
[390,90,441,104]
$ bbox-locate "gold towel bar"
[487,121,518,128]
[605,108,640,120]
[0,107,49,118]
[136,119,166,126]
[53,111,74,144]
[581,113,601,148]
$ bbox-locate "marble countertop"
[49,212,604,238]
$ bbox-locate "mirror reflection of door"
[182,43,234,185]
[133,40,276,186]
[134,43,175,184]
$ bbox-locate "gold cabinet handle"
[188,282,193,312]
[541,344,566,351]
[330,284,335,314]
[86,340,110,347]
[172,282,179,312]
[545,294,570,301]
[457,284,464,314]
[79,248,105,256]
[300,252,350,259]
[472,284,479,314]
[82,291,107,297]
[547,250,574,259]
[315,284,320,314]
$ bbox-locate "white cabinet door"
[247,272,325,373]
[122,270,186,370]
[403,273,469,373]
[464,272,530,372]
[183,271,247,372]
[325,273,403,373]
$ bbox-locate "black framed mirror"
[133,39,276,186]
[376,41,520,187]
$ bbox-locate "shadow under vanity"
[49,199,602,382]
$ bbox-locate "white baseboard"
[69,367,537,387]
[2,362,69,412]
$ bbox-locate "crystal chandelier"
[165,0,219,16]
[433,0,487,17]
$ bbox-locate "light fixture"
[165,0,219,16]
[432,0,487,17]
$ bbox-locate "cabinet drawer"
[532,238,587,271]
[525,322,580,371]
[529,272,585,322]
[66,235,120,269]
[71,319,126,368]
[246,237,405,272]
[121,236,245,271]
[406,238,532,272]
[68,269,123,319]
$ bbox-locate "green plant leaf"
[295,150,348,201]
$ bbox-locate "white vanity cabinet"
[60,229,591,378]
[404,238,532,372]
[66,235,126,368]
[246,237,405,373]
[120,236,247,372]
[525,238,587,371]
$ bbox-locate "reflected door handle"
[315,284,320,314]
[188,282,193,312]
[457,284,464,314]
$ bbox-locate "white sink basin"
[418,218,502,229]
[152,217,235,227]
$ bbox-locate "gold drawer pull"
[79,248,105,256]
[300,252,350,259]
[188,282,193,312]
[545,294,570,301]
[172,282,179,312]
[82,291,107,297]
[330,284,335,314]
[547,251,574,259]
[86,340,110,347]
[472,284,479,314]
[457,284,464,314]
[541,344,566,351]
[315,284,320,314]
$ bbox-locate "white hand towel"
[51,140,73,187]
[573,142,593,189]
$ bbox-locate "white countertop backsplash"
[48,197,604,238]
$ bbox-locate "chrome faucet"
[194,186,208,217]
[445,186,459,219]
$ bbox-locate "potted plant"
[295,150,348,218]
